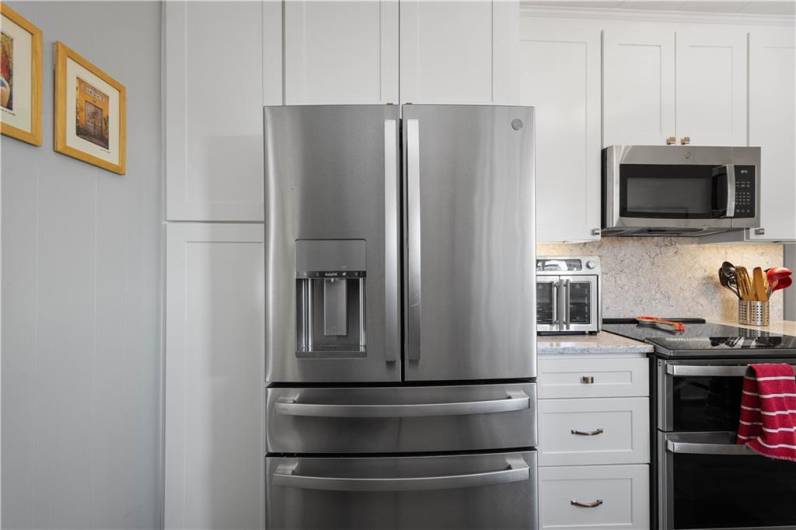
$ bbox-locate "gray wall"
[1,2,162,528]
[786,245,796,320]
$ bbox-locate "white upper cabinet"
[676,29,747,146]
[603,28,675,146]
[747,29,796,241]
[604,26,748,147]
[164,1,282,221]
[284,1,399,104]
[519,19,601,242]
[400,1,518,104]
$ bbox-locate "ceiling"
[523,1,796,16]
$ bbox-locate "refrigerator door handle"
[384,119,399,363]
[406,118,422,362]
[275,390,531,418]
[272,456,531,492]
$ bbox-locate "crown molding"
[519,5,796,27]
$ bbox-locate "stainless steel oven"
[655,359,796,530]
[602,145,760,236]
[536,257,600,334]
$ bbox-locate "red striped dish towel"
[737,363,796,461]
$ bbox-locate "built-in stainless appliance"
[536,257,600,334]
[604,319,796,530]
[602,146,761,236]
[264,105,537,530]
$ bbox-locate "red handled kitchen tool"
[767,267,792,298]
[635,316,686,333]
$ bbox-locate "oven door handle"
[666,440,754,456]
[272,457,531,491]
[665,364,749,377]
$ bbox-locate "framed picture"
[0,4,42,145]
[54,41,126,174]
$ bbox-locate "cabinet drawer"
[539,464,650,530]
[539,397,649,466]
[538,357,649,399]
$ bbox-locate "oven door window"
[620,164,728,219]
[536,277,558,328]
[567,278,597,327]
[667,435,796,529]
[672,375,743,432]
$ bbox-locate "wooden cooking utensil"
[736,266,752,301]
[753,267,768,302]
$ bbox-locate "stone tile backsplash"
[538,238,785,322]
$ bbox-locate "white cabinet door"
[538,397,650,466]
[164,223,265,530]
[539,465,650,530]
[284,1,399,104]
[164,2,282,221]
[676,29,747,146]
[747,30,796,241]
[400,0,518,104]
[603,28,675,146]
[519,20,601,242]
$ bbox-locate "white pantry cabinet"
[603,26,747,147]
[747,29,796,241]
[400,0,518,104]
[518,19,601,242]
[164,223,265,530]
[164,1,282,221]
[284,1,399,104]
[603,27,675,146]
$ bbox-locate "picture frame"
[0,3,42,146]
[54,41,126,174]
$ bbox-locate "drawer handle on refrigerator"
[276,391,531,418]
[272,456,530,492]
[570,499,603,508]
[570,428,604,436]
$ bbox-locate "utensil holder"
[738,300,770,326]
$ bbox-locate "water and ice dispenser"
[295,240,366,357]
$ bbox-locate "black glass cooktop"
[602,319,796,359]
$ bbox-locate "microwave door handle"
[725,164,736,217]
[551,280,559,330]
[562,279,571,330]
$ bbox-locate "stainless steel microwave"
[602,145,761,236]
[536,257,600,334]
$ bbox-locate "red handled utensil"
[635,316,686,333]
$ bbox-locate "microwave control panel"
[734,165,756,218]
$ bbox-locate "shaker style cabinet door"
[164,2,282,221]
[603,28,675,146]
[518,19,601,242]
[400,0,518,104]
[747,30,796,241]
[284,1,399,104]
[164,223,265,530]
[676,29,747,146]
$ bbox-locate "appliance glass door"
[620,164,728,219]
[267,452,537,530]
[265,105,401,383]
[561,276,597,332]
[536,277,559,332]
[661,432,796,529]
[403,105,536,381]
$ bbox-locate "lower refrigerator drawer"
[267,383,536,453]
[266,451,537,530]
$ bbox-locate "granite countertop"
[713,319,796,336]
[537,331,653,355]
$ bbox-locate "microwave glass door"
[620,164,728,219]
[536,277,559,331]
[662,432,796,529]
[565,276,597,331]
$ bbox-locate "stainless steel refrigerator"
[264,105,537,530]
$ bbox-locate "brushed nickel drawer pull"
[571,428,604,436]
[571,499,603,508]
[581,376,595,384]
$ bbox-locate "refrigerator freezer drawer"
[266,451,537,530]
[267,383,537,454]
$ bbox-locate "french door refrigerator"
[264,105,537,530]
